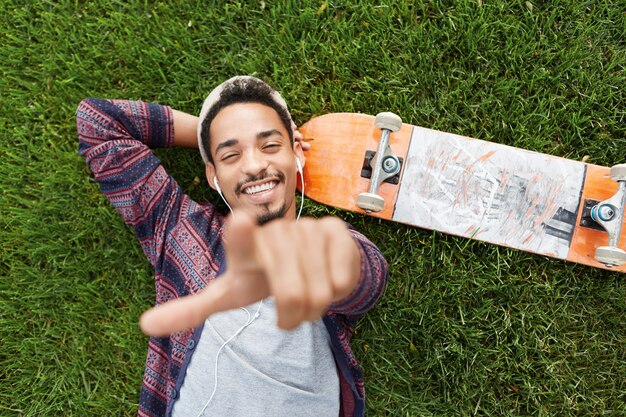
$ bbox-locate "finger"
[296,134,311,151]
[291,120,310,151]
[139,277,232,337]
[256,221,307,330]
[293,129,303,142]
[291,120,301,141]
[297,218,333,322]
[140,211,274,337]
[224,210,258,271]
[322,218,361,301]
[222,210,270,304]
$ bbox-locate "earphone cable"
[195,300,263,417]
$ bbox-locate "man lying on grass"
[76,76,388,417]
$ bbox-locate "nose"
[241,149,269,177]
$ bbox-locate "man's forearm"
[172,109,199,148]
[328,230,388,317]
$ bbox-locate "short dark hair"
[199,77,293,164]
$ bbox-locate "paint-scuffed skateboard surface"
[299,112,626,273]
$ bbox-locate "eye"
[221,152,239,162]
[263,142,281,152]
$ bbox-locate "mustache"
[235,171,286,195]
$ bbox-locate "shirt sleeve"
[328,228,388,318]
[76,98,209,270]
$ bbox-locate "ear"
[293,141,305,169]
[205,163,217,191]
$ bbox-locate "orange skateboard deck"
[299,113,626,273]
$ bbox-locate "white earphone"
[295,157,302,175]
[213,177,233,214]
[196,300,264,416]
[295,157,304,220]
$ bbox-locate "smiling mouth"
[242,180,279,195]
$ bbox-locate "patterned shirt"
[76,98,389,417]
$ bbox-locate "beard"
[235,170,289,225]
[256,202,288,225]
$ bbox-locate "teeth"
[244,181,277,195]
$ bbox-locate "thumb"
[139,211,262,337]
[139,277,230,337]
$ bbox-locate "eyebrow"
[257,129,283,140]
[214,129,284,154]
[215,139,239,154]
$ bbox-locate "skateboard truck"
[360,151,403,184]
[357,112,403,212]
[590,164,626,267]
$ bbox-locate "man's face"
[205,102,303,223]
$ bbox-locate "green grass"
[1,0,625,415]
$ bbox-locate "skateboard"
[298,112,626,273]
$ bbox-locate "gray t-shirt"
[172,297,340,417]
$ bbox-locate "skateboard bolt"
[591,204,615,223]
[598,205,615,221]
[382,156,399,174]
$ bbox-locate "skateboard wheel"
[595,246,626,267]
[357,192,385,212]
[610,164,626,181]
[375,112,402,132]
